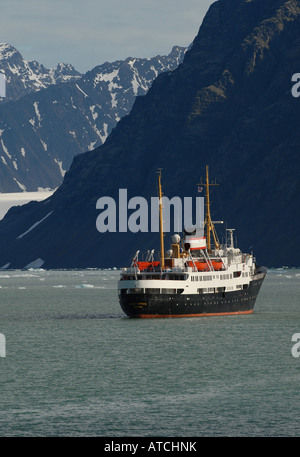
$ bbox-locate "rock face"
[0,0,299,269]
[0,44,186,191]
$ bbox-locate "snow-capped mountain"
[0,43,81,104]
[0,0,298,269]
[0,44,186,192]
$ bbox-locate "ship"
[118,167,267,318]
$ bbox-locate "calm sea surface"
[0,268,299,437]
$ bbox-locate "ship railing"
[121,267,136,275]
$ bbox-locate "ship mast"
[198,165,220,252]
[157,169,165,270]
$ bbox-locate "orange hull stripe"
[132,310,254,319]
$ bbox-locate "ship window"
[221,274,230,280]
[161,288,177,294]
[236,285,243,289]
[168,274,188,281]
[203,275,212,281]
[128,288,144,294]
[147,288,160,294]
[198,288,215,293]
[234,271,241,278]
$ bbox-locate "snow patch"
[88,141,97,150]
[40,139,47,151]
[150,65,158,78]
[1,139,12,159]
[25,258,45,269]
[100,123,109,143]
[111,92,117,108]
[70,96,77,109]
[76,84,88,97]
[89,105,98,120]
[13,178,26,191]
[127,59,137,69]
[33,101,42,125]
[95,69,119,84]
[54,158,66,177]
[91,122,108,144]
[131,74,140,96]
[17,211,53,239]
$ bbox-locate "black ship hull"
[119,272,266,318]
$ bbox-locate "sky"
[1,0,215,73]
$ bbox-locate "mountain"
[0,45,186,191]
[0,43,81,104]
[0,0,299,269]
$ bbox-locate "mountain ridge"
[0,43,82,103]
[0,44,186,191]
[0,0,299,268]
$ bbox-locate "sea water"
[0,268,299,437]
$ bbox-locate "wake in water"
[52,313,126,320]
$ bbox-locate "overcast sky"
[1,0,215,73]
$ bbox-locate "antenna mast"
[157,169,165,270]
[198,165,220,252]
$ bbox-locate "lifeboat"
[137,261,160,271]
[212,261,223,271]
[188,260,223,271]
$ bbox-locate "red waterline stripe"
[132,310,254,318]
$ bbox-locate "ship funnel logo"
[96,189,204,234]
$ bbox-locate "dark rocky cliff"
[0,0,299,268]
